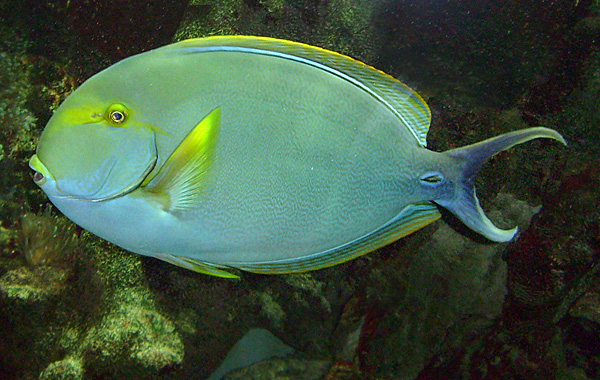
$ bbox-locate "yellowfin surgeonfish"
[29,36,566,278]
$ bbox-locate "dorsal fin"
[143,107,220,211]
[169,36,431,146]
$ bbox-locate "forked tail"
[435,127,566,242]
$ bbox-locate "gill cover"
[36,100,157,200]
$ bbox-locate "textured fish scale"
[234,202,441,274]
[174,36,432,146]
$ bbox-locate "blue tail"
[435,127,566,242]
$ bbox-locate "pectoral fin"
[143,107,220,211]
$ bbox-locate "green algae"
[0,265,71,301]
[175,0,382,64]
[39,356,84,380]
[0,29,38,158]
[80,291,184,377]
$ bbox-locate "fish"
[29,36,566,278]
[207,328,294,380]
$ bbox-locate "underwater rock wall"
[1,1,599,379]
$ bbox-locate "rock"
[39,356,84,380]
[80,290,184,377]
[563,286,600,379]
[570,291,600,325]
[358,193,540,379]
[223,357,330,380]
[0,265,70,302]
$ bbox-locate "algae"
[175,0,382,64]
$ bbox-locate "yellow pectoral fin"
[143,107,221,211]
[155,253,240,279]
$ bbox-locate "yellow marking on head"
[105,103,129,126]
[29,154,55,184]
[58,105,103,126]
[102,102,167,135]
[49,99,167,139]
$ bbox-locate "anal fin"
[155,253,240,279]
[236,202,441,274]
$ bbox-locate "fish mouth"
[28,152,158,202]
[33,125,159,201]
[29,154,54,187]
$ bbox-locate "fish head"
[30,76,159,201]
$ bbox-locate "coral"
[259,0,285,16]
[223,357,330,380]
[314,0,380,60]
[17,207,78,267]
[0,2,595,380]
[0,25,47,231]
[176,0,242,38]
[0,241,184,378]
[61,240,186,377]
[253,290,287,329]
[0,225,14,255]
[0,207,78,303]
[283,273,331,312]
[1,209,184,378]
[565,285,600,378]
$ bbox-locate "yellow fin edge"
[236,203,442,274]
[173,36,431,145]
[155,253,240,279]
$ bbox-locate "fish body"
[30,36,565,277]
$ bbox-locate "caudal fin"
[435,127,566,242]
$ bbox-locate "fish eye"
[106,103,129,126]
[109,110,126,123]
